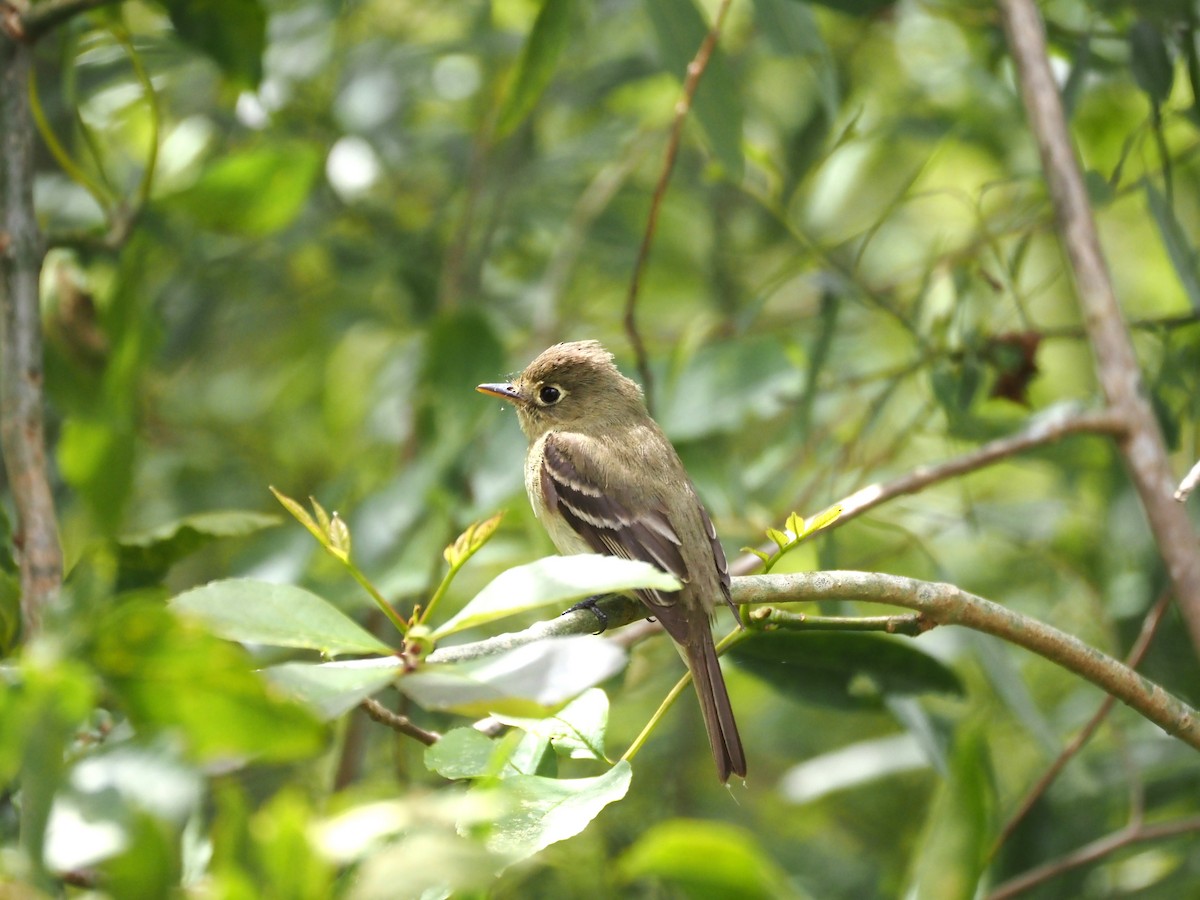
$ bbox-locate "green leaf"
[645,0,744,180]
[479,761,632,861]
[166,144,321,236]
[496,0,578,139]
[491,688,610,761]
[155,0,266,88]
[903,724,993,900]
[619,819,795,898]
[57,418,135,536]
[425,727,511,780]
[116,510,280,590]
[262,658,404,719]
[432,554,680,638]
[171,578,393,656]
[89,602,325,763]
[1146,180,1200,313]
[728,631,963,709]
[1129,19,1174,107]
[401,636,626,717]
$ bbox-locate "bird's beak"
[476,382,523,404]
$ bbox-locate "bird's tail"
[687,633,746,783]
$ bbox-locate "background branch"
[730,405,1126,576]
[1,35,62,636]
[998,0,1200,651]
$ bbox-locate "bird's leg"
[562,595,609,633]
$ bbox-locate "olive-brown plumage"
[477,340,745,782]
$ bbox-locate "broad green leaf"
[496,0,577,139]
[479,761,632,861]
[432,555,680,638]
[263,658,404,719]
[166,144,321,236]
[400,636,626,717]
[903,724,993,900]
[57,417,135,535]
[117,510,280,590]
[171,578,392,656]
[89,602,325,763]
[155,0,266,88]
[619,819,797,898]
[1146,181,1200,313]
[728,632,962,709]
[425,727,511,780]
[645,0,744,180]
[1129,19,1174,106]
[492,688,610,761]
[804,0,895,14]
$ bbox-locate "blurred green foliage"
[2,0,1200,896]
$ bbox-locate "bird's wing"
[539,432,688,611]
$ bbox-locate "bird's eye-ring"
[538,385,562,405]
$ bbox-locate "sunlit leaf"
[400,636,626,717]
[166,144,321,236]
[171,578,392,656]
[479,761,632,861]
[425,727,513,780]
[263,658,403,719]
[619,818,794,897]
[432,554,680,638]
[491,688,610,761]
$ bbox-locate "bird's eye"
[538,385,562,405]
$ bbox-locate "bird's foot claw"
[563,596,608,634]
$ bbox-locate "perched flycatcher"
[477,340,746,782]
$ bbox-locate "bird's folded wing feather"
[540,433,687,609]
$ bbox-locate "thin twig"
[989,588,1173,858]
[623,0,734,409]
[360,697,440,747]
[987,815,1200,900]
[998,0,1200,651]
[730,405,1127,576]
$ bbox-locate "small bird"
[477,340,746,782]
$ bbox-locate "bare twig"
[623,0,734,408]
[1177,457,1200,502]
[730,405,1127,576]
[749,607,934,637]
[998,0,1200,651]
[360,697,440,747]
[990,589,1173,858]
[987,815,1200,900]
[1,36,63,636]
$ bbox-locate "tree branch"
[425,572,1200,753]
[997,0,1200,651]
[987,815,1200,900]
[1,34,62,636]
[360,697,440,747]
[730,405,1126,576]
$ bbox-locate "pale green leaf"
[263,658,403,719]
[171,578,392,656]
[432,554,680,639]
